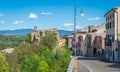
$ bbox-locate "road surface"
[77,56,120,72]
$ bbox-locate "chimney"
[88,25,93,33]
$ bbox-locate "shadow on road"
[106,63,120,70]
[77,56,98,60]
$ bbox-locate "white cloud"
[87,17,100,21]
[12,20,23,24]
[40,12,52,15]
[0,20,5,24]
[0,13,4,17]
[64,23,73,27]
[63,23,82,30]
[29,13,38,19]
[76,26,81,29]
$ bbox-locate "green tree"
[62,34,68,39]
[41,32,57,49]
[0,54,9,72]
[37,61,50,72]
[25,33,31,43]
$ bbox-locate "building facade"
[66,23,106,57]
[86,23,106,57]
[76,30,87,56]
[104,7,120,62]
[31,26,40,43]
[66,36,73,49]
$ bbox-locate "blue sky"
[0,0,120,30]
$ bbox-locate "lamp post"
[74,0,84,57]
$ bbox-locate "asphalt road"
[77,56,120,72]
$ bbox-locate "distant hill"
[0,29,73,36]
[58,30,73,36]
[0,29,33,36]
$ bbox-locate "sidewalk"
[73,58,78,72]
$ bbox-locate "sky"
[0,0,120,31]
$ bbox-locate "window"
[107,35,112,46]
[112,20,114,28]
[108,22,109,29]
[108,16,109,21]
[107,35,109,46]
[105,35,107,45]
[112,13,114,18]
[110,15,111,19]
[109,35,112,46]
[106,23,108,30]
[112,34,114,42]
[110,22,111,28]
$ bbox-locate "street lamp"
[74,0,84,57]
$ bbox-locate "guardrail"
[67,56,74,72]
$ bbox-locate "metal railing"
[67,56,74,72]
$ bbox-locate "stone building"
[92,34,106,56]
[86,33,96,56]
[31,26,61,47]
[31,26,40,43]
[66,23,106,56]
[86,23,106,57]
[66,35,73,49]
[76,30,87,56]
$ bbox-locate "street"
[77,56,120,72]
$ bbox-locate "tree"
[41,32,57,49]
[62,34,68,39]
[0,54,9,72]
[25,33,31,43]
[37,61,50,72]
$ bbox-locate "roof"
[104,6,120,16]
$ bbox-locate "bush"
[0,54,9,72]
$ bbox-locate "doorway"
[94,48,97,55]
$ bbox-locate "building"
[31,26,40,43]
[66,35,73,49]
[31,26,61,47]
[76,30,87,56]
[104,7,120,62]
[66,32,87,56]
[92,34,106,56]
[86,32,96,56]
[70,30,88,56]
[86,23,106,57]
[118,39,120,61]
[66,23,106,56]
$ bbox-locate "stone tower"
[34,26,37,32]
